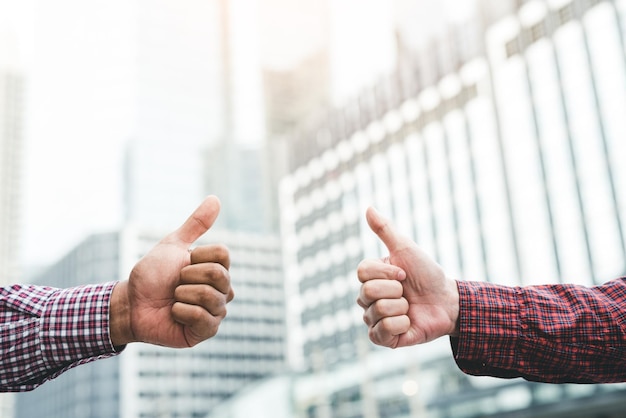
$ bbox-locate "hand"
[356,207,460,348]
[110,195,234,348]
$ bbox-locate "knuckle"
[190,308,206,323]
[368,327,379,344]
[197,287,211,305]
[205,318,222,338]
[361,282,377,301]
[372,300,388,318]
[356,259,377,282]
[206,265,230,285]
[213,244,230,266]
[356,294,366,309]
[199,287,220,306]
[380,316,394,330]
[356,261,368,278]
[212,299,228,317]
[219,269,232,286]
[362,311,372,326]
[214,272,232,295]
[227,288,235,302]
[368,326,385,347]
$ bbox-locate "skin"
[356,207,460,349]
[109,195,234,348]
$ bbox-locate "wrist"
[448,279,461,337]
[110,281,134,347]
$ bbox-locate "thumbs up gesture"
[110,196,234,348]
[356,207,460,348]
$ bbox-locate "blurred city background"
[2,0,626,417]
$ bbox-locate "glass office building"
[279,0,626,416]
[14,228,286,418]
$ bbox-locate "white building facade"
[279,0,626,416]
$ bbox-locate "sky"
[3,0,477,272]
[18,0,134,270]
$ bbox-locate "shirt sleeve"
[1,282,123,392]
[450,278,626,383]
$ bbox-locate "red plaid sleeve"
[450,278,626,383]
[1,282,122,392]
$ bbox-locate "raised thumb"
[172,195,221,245]
[365,207,403,253]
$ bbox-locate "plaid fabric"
[451,278,626,383]
[1,282,121,392]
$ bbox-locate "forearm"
[1,282,122,392]
[451,278,626,383]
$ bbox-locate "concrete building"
[14,227,286,418]
[278,0,626,416]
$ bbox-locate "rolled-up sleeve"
[1,282,122,392]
